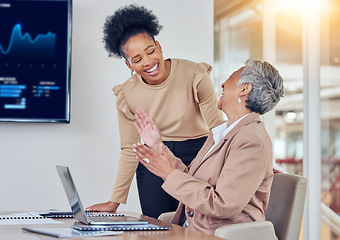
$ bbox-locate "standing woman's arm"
[193,63,225,129]
[86,85,140,211]
[109,85,141,204]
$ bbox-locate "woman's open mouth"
[145,63,159,76]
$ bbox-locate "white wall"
[0,0,214,213]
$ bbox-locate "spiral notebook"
[72,224,170,231]
[0,212,62,225]
[40,211,123,218]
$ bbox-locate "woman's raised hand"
[134,109,162,150]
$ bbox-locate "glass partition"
[320,0,340,238]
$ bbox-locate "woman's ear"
[155,40,162,53]
[125,60,134,72]
[240,83,252,97]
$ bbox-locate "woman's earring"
[238,97,241,103]
[130,70,134,82]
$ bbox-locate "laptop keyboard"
[87,216,118,222]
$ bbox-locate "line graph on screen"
[0,23,56,59]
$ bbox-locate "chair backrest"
[265,173,307,240]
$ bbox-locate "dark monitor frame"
[0,0,72,123]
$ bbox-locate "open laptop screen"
[56,165,149,225]
[56,166,89,224]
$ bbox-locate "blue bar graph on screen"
[0,85,26,97]
[0,0,72,122]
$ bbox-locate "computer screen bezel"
[0,0,72,123]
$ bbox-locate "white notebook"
[0,212,62,225]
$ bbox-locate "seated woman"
[133,58,284,235]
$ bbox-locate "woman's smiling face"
[122,32,168,85]
[218,67,245,111]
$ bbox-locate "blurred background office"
[214,0,340,239]
[1,0,339,239]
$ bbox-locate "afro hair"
[103,4,163,58]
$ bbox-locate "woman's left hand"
[133,142,175,180]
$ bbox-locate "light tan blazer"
[162,112,274,235]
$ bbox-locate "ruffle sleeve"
[112,85,134,120]
[192,62,213,103]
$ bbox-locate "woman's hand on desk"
[85,201,119,212]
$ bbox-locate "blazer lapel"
[189,139,227,174]
[189,113,261,174]
[187,131,214,174]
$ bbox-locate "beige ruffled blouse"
[110,58,225,204]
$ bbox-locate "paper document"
[22,227,123,238]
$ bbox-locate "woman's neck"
[225,108,252,126]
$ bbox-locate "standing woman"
[86,4,224,218]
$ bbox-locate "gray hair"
[238,58,284,115]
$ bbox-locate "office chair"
[159,173,307,240]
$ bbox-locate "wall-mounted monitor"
[0,0,72,123]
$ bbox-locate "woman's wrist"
[152,140,163,152]
[162,168,175,180]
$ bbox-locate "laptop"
[56,165,148,225]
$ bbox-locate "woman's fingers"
[135,112,145,129]
[133,143,153,159]
[135,109,159,133]
[137,109,153,126]
[133,143,156,168]
[133,142,173,180]
[138,109,149,119]
[133,148,148,166]
[135,109,154,133]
